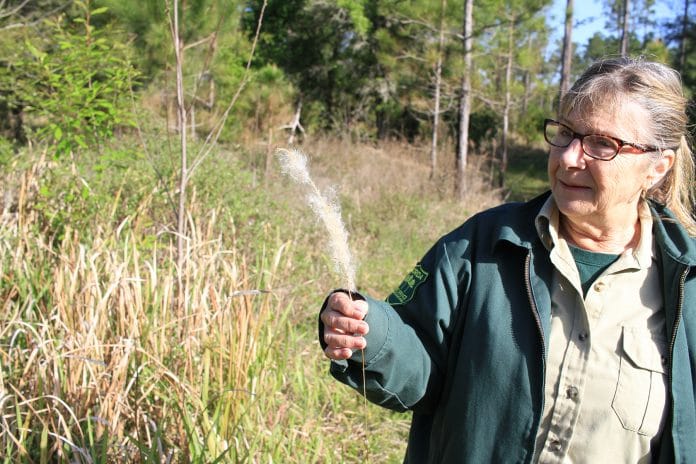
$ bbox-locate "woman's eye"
[594,137,615,148]
[559,128,573,138]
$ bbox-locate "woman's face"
[548,100,669,229]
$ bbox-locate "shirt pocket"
[611,326,668,437]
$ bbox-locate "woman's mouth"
[559,179,590,190]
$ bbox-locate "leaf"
[74,134,87,148]
[91,6,108,15]
[53,126,63,141]
[24,41,45,61]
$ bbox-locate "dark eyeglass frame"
[543,118,660,161]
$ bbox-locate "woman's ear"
[647,149,675,188]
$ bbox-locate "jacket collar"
[650,202,696,266]
[490,191,551,253]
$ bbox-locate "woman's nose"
[556,138,587,168]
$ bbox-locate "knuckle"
[323,331,336,345]
[326,313,339,328]
[320,309,331,325]
[328,292,343,306]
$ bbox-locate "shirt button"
[549,439,563,452]
[578,332,588,342]
[566,386,579,399]
[593,281,606,292]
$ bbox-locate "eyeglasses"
[543,119,659,161]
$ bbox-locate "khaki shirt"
[533,197,668,463]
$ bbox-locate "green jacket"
[322,192,696,463]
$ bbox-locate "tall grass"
[0,136,514,462]
[1,176,290,461]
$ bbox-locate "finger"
[321,310,369,335]
[324,346,354,360]
[327,292,368,319]
[323,329,367,352]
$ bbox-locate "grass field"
[0,135,547,462]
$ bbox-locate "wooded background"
[0,1,694,462]
[1,0,694,184]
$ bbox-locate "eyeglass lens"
[545,121,619,159]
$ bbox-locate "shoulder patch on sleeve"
[386,264,429,306]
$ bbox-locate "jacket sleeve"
[320,234,470,413]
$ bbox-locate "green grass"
[504,144,550,202]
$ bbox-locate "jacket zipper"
[524,251,546,355]
[524,250,546,462]
[666,266,688,450]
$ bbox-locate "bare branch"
[183,32,216,51]
[186,1,268,182]
[395,52,428,63]
[0,1,70,31]
[0,0,31,20]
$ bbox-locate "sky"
[546,0,680,51]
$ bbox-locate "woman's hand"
[321,291,369,360]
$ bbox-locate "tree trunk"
[499,16,514,188]
[430,0,447,179]
[620,0,630,56]
[456,0,473,200]
[679,0,690,73]
[559,0,574,100]
[522,36,532,115]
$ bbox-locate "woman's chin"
[553,190,596,220]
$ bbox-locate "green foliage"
[337,0,370,36]
[370,0,463,139]
[505,145,550,201]
[676,18,696,139]
[10,3,137,156]
[0,137,13,166]
[244,0,381,134]
[516,104,547,145]
[98,0,169,77]
[469,108,501,151]
[601,0,657,37]
[24,143,158,245]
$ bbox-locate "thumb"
[353,299,368,320]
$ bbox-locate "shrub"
[10,2,138,157]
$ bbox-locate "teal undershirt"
[568,245,620,296]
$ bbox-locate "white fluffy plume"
[276,148,357,291]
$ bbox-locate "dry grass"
[0,158,293,461]
[0,137,504,462]
[296,136,500,207]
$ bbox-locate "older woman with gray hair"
[319,57,696,463]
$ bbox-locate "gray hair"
[559,57,696,235]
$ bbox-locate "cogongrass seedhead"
[307,190,356,291]
[276,147,357,291]
[276,148,311,185]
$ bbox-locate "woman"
[319,57,696,463]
